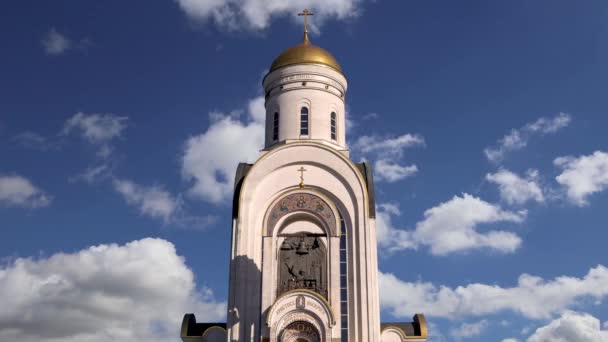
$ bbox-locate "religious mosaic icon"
[268,193,336,234]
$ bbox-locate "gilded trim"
[380,326,407,339]
[202,325,227,337]
[414,313,428,338]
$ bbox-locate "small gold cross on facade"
[298,9,314,35]
[297,166,307,188]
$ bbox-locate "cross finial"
[298,9,314,43]
[297,166,307,188]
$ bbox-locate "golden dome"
[269,33,343,73]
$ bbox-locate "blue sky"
[1,1,608,341]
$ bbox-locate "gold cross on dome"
[297,166,307,188]
[298,9,314,34]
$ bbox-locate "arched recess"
[266,290,335,342]
[264,191,340,238]
[278,233,328,299]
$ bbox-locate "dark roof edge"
[356,162,376,218]
[232,163,253,218]
[181,313,226,339]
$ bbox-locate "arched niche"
[278,233,328,299]
[266,290,334,342]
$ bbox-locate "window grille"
[273,112,279,141]
[300,107,309,136]
[340,216,348,341]
[331,112,337,140]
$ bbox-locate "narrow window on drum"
[300,107,309,136]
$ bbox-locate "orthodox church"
[181,10,428,342]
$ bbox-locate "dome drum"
[263,68,347,103]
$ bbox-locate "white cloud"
[0,238,225,342]
[71,164,111,184]
[554,151,608,206]
[113,179,181,222]
[375,203,416,253]
[374,160,418,182]
[62,112,128,158]
[379,265,608,320]
[527,311,608,342]
[413,194,525,255]
[486,169,544,205]
[181,97,264,204]
[450,320,488,339]
[175,0,362,31]
[484,113,571,163]
[0,175,51,208]
[353,134,424,157]
[42,28,71,55]
[376,194,525,255]
[352,133,424,183]
[62,112,127,144]
[503,339,519,342]
[247,95,266,123]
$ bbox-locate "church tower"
[181,10,428,342]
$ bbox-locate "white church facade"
[181,11,428,342]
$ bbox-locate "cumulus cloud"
[374,160,418,182]
[181,97,264,204]
[484,113,571,163]
[414,193,525,255]
[375,203,416,253]
[113,179,181,223]
[42,28,71,55]
[62,112,128,158]
[503,339,519,342]
[486,169,544,205]
[0,238,225,342]
[174,0,362,31]
[450,320,488,339]
[0,175,51,208]
[554,151,608,206]
[376,194,525,255]
[527,311,608,342]
[352,133,424,183]
[379,265,608,320]
[353,134,424,156]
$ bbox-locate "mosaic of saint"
[279,235,327,299]
[268,193,336,234]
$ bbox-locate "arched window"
[339,216,348,341]
[273,112,279,141]
[330,112,337,141]
[300,107,309,136]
